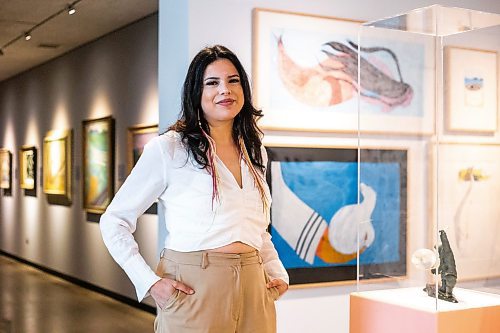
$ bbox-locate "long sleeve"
[260,231,289,284]
[99,136,169,301]
[260,144,289,285]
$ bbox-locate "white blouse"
[100,131,289,301]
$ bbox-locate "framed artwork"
[43,129,72,203]
[433,143,500,280]
[127,124,158,215]
[82,116,115,214]
[266,146,407,285]
[19,146,37,190]
[445,47,498,133]
[127,124,158,173]
[252,9,434,134]
[0,149,12,190]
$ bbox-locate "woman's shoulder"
[160,130,182,142]
[154,130,186,160]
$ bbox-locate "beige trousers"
[154,249,279,333]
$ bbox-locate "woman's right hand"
[150,278,194,309]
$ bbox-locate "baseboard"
[0,250,156,314]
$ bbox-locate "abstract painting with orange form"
[253,9,434,134]
[266,146,407,285]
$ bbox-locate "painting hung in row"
[0,149,12,190]
[82,116,115,214]
[20,146,37,191]
[127,124,158,215]
[253,9,434,135]
[435,143,500,281]
[445,47,498,133]
[43,129,73,204]
[266,146,407,285]
[127,124,158,173]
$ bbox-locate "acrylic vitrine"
[351,5,500,333]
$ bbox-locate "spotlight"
[68,4,76,15]
[25,32,32,41]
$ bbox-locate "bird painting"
[276,36,414,113]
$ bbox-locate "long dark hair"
[169,45,265,172]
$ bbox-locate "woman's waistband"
[160,248,263,267]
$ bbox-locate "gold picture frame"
[19,145,37,190]
[43,129,72,204]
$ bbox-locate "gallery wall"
[159,1,500,332]
[0,14,159,306]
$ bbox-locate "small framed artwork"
[127,124,158,173]
[266,145,407,286]
[0,149,12,190]
[82,116,115,214]
[43,129,72,204]
[445,47,498,133]
[19,146,37,190]
[252,8,434,134]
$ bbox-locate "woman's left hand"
[267,278,289,297]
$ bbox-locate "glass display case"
[351,5,500,332]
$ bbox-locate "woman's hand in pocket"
[267,278,288,297]
[150,278,194,309]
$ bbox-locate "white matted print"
[445,47,498,133]
[252,9,435,135]
[435,143,500,280]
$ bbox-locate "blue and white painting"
[268,147,406,283]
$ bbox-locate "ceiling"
[0,0,158,83]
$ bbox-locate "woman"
[100,45,289,333]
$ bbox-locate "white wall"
[0,14,159,306]
[158,1,500,332]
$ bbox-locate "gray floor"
[0,255,155,333]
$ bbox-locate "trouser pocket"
[263,269,280,301]
[155,258,182,310]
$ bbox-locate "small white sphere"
[411,248,437,270]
